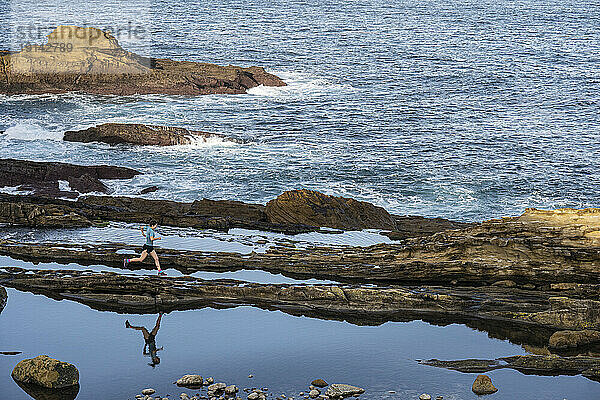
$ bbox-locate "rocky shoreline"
[0,26,285,96]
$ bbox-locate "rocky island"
[0,26,285,95]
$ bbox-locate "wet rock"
[64,123,238,146]
[418,395,431,400]
[308,390,320,398]
[311,379,327,388]
[0,196,92,227]
[207,377,215,384]
[265,189,397,230]
[140,186,160,195]
[208,383,227,392]
[549,330,600,350]
[177,375,204,387]
[0,158,139,187]
[142,389,156,395]
[67,174,110,194]
[324,384,364,398]
[13,379,79,400]
[471,375,498,395]
[225,385,239,395]
[0,26,285,96]
[11,355,79,388]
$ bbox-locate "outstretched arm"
[140,226,147,237]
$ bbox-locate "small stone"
[418,395,431,400]
[311,380,328,388]
[324,385,364,399]
[249,375,254,379]
[472,374,498,395]
[388,391,396,394]
[309,386,315,391]
[136,396,143,399]
[436,397,443,400]
[248,393,260,400]
[209,383,226,393]
[177,375,204,387]
[309,390,320,399]
[207,377,215,384]
[299,393,304,396]
[143,389,156,396]
[226,385,239,395]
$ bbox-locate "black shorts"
[142,244,154,253]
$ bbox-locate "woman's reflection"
[125,312,164,367]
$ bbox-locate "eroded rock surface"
[0,26,285,95]
[64,123,238,146]
[12,355,79,388]
[266,189,397,230]
[549,330,600,350]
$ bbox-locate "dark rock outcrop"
[0,26,285,96]
[0,159,139,197]
[64,123,238,146]
[12,355,79,388]
[66,174,110,194]
[265,189,398,230]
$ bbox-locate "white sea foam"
[2,121,63,141]
[246,71,355,99]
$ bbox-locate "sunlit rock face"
[0,25,286,95]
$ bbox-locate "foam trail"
[2,122,63,141]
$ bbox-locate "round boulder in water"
[11,355,79,389]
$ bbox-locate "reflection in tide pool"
[1,289,598,400]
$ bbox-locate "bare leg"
[126,323,151,340]
[129,250,148,263]
[151,313,162,336]
[150,250,161,271]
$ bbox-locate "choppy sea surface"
[1,0,599,221]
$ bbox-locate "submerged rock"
[549,330,600,350]
[64,123,238,146]
[471,375,498,395]
[176,375,204,387]
[0,26,285,96]
[11,355,79,388]
[142,388,156,395]
[265,189,397,230]
[324,384,364,398]
[66,173,110,194]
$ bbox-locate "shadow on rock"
[14,379,80,400]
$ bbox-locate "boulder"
[1,26,285,96]
[176,375,204,387]
[67,174,110,194]
[549,330,600,350]
[11,355,79,388]
[225,385,239,395]
[308,389,320,398]
[324,384,365,398]
[471,374,498,395]
[311,379,328,388]
[265,189,397,230]
[64,123,237,146]
[141,388,156,395]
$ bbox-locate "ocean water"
[1,0,599,221]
